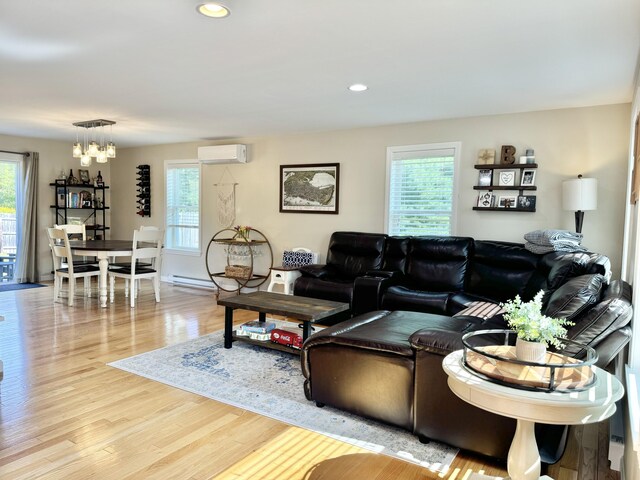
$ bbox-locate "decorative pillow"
[282,250,319,268]
[544,274,605,321]
[454,301,504,320]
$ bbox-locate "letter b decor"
[501,145,516,165]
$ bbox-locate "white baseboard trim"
[162,275,216,291]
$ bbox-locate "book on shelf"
[238,320,276,334]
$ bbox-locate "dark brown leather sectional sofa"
[297,232,633,463]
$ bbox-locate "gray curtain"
[15,152,38,283]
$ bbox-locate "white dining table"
[69,239,137,307]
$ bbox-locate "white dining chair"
[108,228,163,308]
[47,227,100,306]
[54,224,97,267]
[109,226,160,293]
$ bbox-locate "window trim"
[384,142,461,236]
[164,159,202,256]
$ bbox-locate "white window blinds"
[385,143,459,236]
[165,162,200,253]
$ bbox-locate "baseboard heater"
[168,275,216,290]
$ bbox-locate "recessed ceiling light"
[197,2,230,18]
[348,84,368,92]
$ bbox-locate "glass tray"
[461,329,598,393]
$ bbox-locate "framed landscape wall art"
[280,163,340,214]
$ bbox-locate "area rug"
[0,282,46,293]
[108,327,458,471]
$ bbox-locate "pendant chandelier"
[72,119,116,166]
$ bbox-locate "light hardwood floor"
[0,281,602,479]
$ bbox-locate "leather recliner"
[294,231,386,307]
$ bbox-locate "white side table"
[442,350,624,480]
[267,266,301,295]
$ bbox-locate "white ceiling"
[1,0,639,147]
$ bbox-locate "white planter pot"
[515,337,547,363]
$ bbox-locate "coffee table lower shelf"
[231,332,302,355]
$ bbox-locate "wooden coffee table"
[217,291,350,353]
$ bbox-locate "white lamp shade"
[562,177,598,211]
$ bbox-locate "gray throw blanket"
[524,229,587,254]
[524,229,583,246]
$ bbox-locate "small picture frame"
[497,170,517,187]
[521,169,536,187]
[57,188,66,207]
[477,169,492,187]
[518,195,537,211]
[498,195,518,208]
[477,192,494,208]
[78,169,90,184]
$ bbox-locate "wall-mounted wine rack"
[136,164,151,217]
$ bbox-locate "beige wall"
[0,103,630,282]
[0,133,111,279]
[111,103,630,281]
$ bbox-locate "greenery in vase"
[500,290,573,349]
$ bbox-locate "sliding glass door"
[0,155,20,283]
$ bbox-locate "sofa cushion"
[405,236,472,291]
[544,274,605,321]
[468,240,541,302]
[381,286,449,315]
[326,231,387,279]
[562,280,633,358]
[381,236,410,272]
[293,276,355,305]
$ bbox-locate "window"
[165,161,200,254]
[385,142,460,236]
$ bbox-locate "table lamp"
[562,174,598,234]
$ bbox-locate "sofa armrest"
[299,264,335,279]
[592,326,631,369]
[352,274,400,315]
[364,269,402,279]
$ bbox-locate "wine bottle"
[136,193,150,198]
[68,169,78,185]
[97,170,103,183]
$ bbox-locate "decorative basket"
[225,265,252,279]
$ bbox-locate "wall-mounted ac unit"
[198,144,247,164]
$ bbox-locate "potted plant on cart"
[501,291,573,363]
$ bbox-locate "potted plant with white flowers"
[500,290,573,363]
